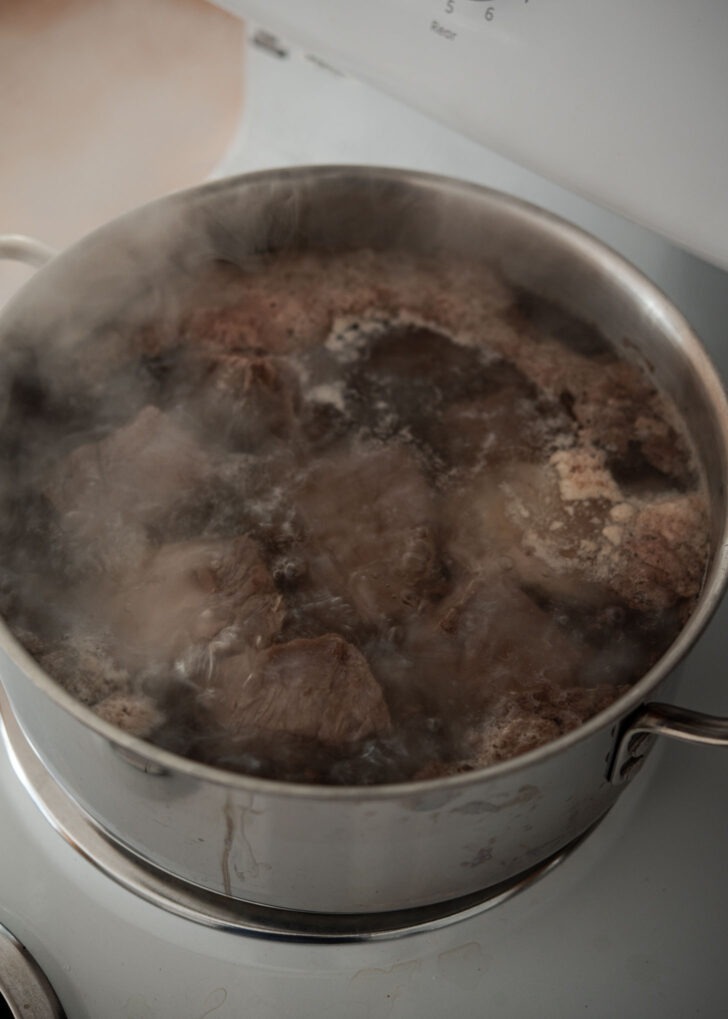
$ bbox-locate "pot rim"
[2,164,727,802]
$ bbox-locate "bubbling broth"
[0,250,710,784]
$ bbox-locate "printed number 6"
[485,6,495,20]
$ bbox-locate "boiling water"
[0,251,709,783]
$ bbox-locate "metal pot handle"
[610,701,728,784]
[0,234,57,269]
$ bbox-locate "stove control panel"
[213,0,728,271]
[434,0,524,31]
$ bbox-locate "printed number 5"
[445,0,454,12]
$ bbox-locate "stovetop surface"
[2,33,728,1019]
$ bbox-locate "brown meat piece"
[367,568,590,729]
[502,322,692,485]
[93,692,165,738]
[425,574,588,713]
[174,252,502,358]
[550,446,622,503]
[185,351,301,450]
[177,261,335,356]
[286,443,443,635]
[38,634,130,707]
[604,493,710,613]
[503,331,652,452]
[467,679,627,767]
[440,457,614,587]
[632,400,693,483]
[100,535,282,666]
[441,454,635,615]
[48,405,212,566]
[439,468,523,579]
[564,359,656,457]
[203,633,392,745]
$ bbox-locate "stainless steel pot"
[1,166,728,917]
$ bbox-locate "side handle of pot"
[610,702,728,784]
[0,234,57,270]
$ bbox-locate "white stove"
[2,26,728,1019]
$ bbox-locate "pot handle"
[610,701,728,784]
[0,234,57,269]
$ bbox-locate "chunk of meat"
[99,535,282,666]
[365,569,596,750]
[425,574,588,713]
[632,400,693,483]
[441,454,630,610]
[502,320,689,482]
[47,405,212,567]
[38,634,130,707]
[603,493,709,613]
[182,351,302,450]
[439,469,522,580]
[503,330,653,452]
[178,261,336,356]
[466,679,627,767]
[550,446,622,503]
[440,457,614,586]
[202,633,392,745]
[286,443,443,635]
[94,691,165,738]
